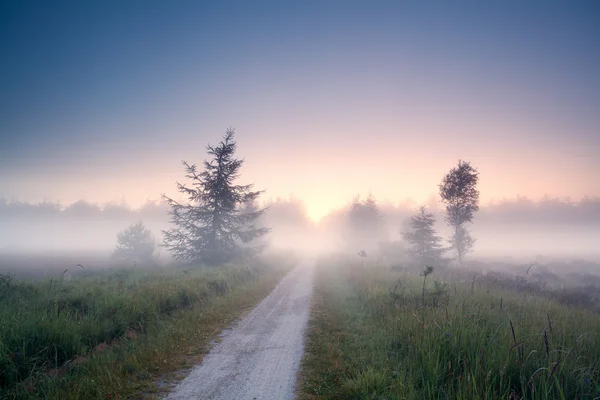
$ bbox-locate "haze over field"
[0,196,599,263]
[1,1,599,263]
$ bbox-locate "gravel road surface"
[165,260,315,400]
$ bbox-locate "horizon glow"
[1,1,599,222]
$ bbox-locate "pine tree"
[402,206,446,267]
[162,128,270,266]
[238,198,269,249]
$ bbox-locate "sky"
[1,1,599,221]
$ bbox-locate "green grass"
[0,256,294,399]
[299,257,600,400]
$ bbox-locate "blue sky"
[1,1,599,220]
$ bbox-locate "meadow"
[0,254,294,399]
[299,257,600,400]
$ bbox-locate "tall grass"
[0,259,288,398]
[300,258,600,399]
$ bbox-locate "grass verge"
[298,257,600,400]
[1,256,294,399]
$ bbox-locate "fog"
[2,2,599,279]
[1,195,599,275]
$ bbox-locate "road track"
[165,260,315,400]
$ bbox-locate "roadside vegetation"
[0,254,294,399]
[299,257,600,399]
[0,129,282,399]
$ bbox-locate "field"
[299,257,600,399]
[0,254,294,399]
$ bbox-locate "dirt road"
[165,260,315,400]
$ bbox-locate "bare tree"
[439,160,479,266]
[162,128,270,266]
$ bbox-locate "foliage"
[162,128,270,266]
[343,194,384,252]
[439,160,480,265]
[452,224,476,263]
[112,222,157,266]
[402,206,447,267]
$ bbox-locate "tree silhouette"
[439,160,480,265]
[112,222,157,266]
[162,128,270,266]
[402,206,446,267]
[343,194,383,252]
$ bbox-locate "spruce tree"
[402,206,446,267]
[162,128,269,266]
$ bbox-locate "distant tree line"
[0,199,169,222]
[2,196,598,226]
